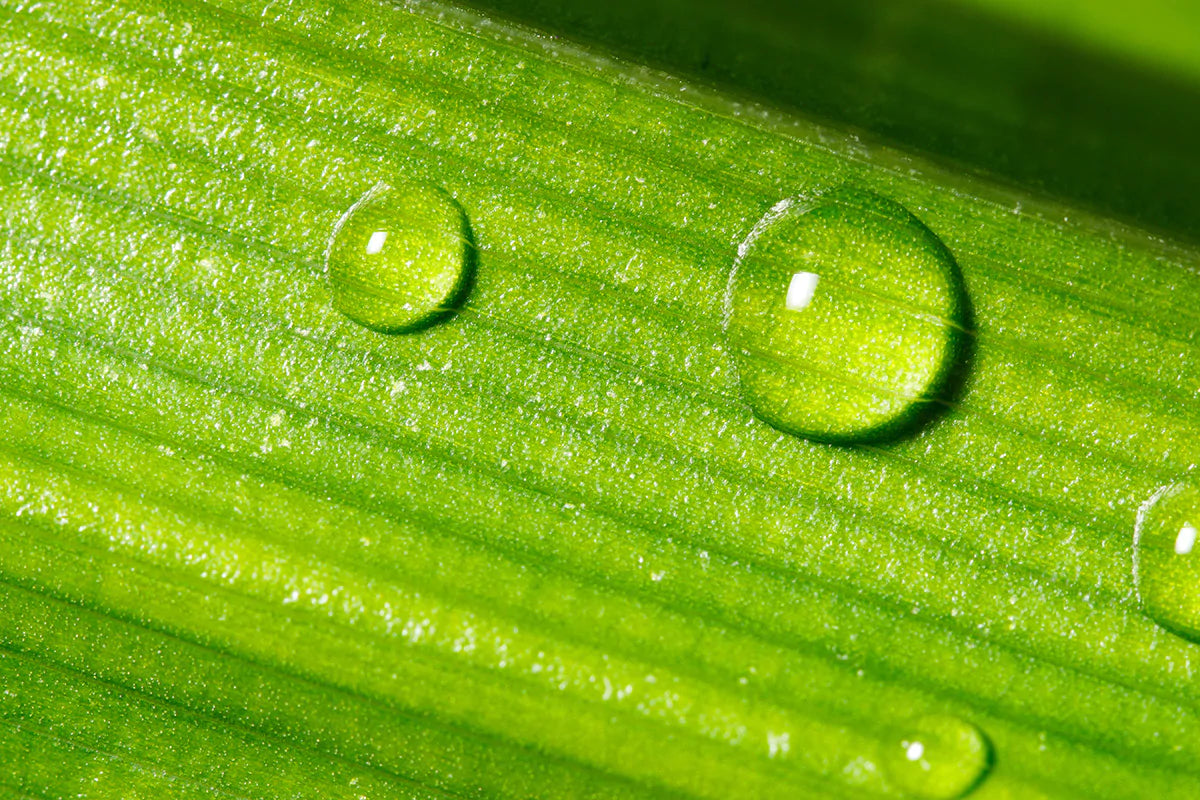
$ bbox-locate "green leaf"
[0,0,1197,798]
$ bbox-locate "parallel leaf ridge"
[0,0,1198,797]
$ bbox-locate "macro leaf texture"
[0,0,1198,798]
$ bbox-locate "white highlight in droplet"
[365,230,388,255]
[1175,523,1197,555]
[785,271,820,311]
[905,741,925,762]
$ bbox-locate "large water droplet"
[1134,482,1200,640]
[326,181,475,334]
[881,715,992,800]
[723,187,969,443]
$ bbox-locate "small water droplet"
[723,187,969,443]
[326,181,475,333]
[1134,482,1200,640]
[882,716,992,800]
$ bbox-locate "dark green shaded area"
[462,0,1200,240]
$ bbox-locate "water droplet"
[882,716,992,800]
[1134,482,1200,640]
[723,187,969,443]
[326,181,475,333]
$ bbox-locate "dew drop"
[882,715,992,800]
[326,181,475,334]
[723,187,969,443]
[1134,482,1200,640]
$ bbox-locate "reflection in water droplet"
[882,715,992,800]
[326,181,475,334]
[1134,482,1200,640]
[723,187,970,443]
[786,271,820,311]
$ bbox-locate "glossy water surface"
[723,187,969,443]
[325,181,475,334]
